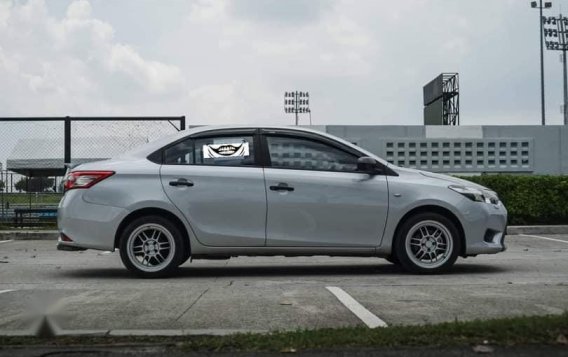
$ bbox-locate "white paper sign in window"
[203,141,250,159]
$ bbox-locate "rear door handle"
[169,178,194,187]
[269,183,294,192]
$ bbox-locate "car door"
[160,129,267,247]
[262,130,389,247]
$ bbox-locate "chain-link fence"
[0,117,185,228]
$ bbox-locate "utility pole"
[532,1,552,125]
[562,18,568,125]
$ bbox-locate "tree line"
[0,177,55,192]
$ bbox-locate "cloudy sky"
[0,0,567,126]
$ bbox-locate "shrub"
[458,175,568,225]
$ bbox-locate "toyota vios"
[58,126,507,277]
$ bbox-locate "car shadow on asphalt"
[58,263,508,279]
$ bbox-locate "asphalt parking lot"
[0,234,567,335]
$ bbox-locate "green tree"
[14,177,54,192]
[14,178,25,192]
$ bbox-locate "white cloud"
[325,15,370,48]
[188,82,244,123]
[229,0,335,26]
[189,0,227,24]
[0,0,564,126]
[108,44,182,95]
[252,41,308,57]
[0,0,184,116]
[66,0,91,19]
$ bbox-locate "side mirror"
[357,157,381,174]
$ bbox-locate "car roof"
[118,125,387,165]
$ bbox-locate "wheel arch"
[392,205,466,257]
[114,207,190,254]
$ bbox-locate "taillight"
[64,171,115,191]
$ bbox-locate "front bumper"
[461,200,508,256]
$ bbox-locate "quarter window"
[164,139,193,165]
[164,135,256,166]
[266,136,358,172]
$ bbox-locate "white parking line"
[520,234,568,244]
[326,286,388,328]
[0,240,14,244]
[0,290,15,295]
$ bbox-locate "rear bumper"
[58,190,128,251]
[57,242,87,251]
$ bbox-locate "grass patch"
[0,193,62,205]
[0,193,61,230]
[0,314,567,351]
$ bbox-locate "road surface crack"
[175,287,209,321]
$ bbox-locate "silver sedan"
[58,126,507,277]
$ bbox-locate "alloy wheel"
[404,220,453,269]
[126,223,176,273]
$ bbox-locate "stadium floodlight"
[531,0,552,125]
[543,12,568,125]
[533,1,553,8]
[284,91,311,126]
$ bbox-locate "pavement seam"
[174,287,210,321]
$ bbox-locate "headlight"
[448,185,499,204]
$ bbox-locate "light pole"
[532,1,552,125]
[284,91,311,126]
[543,13,568,125]
[0,164,3,224]
[0,188,3,225]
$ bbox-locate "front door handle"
[169,178,194,187]
[269,183,294,192]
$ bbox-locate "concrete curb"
[507,225,568,235]
[0,328,269,337]
[1,226,568,241]
[0,230,59,240]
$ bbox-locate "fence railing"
[0,116,186,228]
[0,190,62,228]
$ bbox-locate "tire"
[119,215,185,278]
[179,248,191,267]
[385,253,400,265]
[394,212,461,274]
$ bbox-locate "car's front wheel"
[119,215,185,278]
[394,212,461,274]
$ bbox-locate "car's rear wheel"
[394,212,460,274]
[385,253,400,265]
[179,248,191,267]
[119,215,185,278]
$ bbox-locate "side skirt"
[190,246,379,260]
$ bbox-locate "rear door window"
[164,135,256,167]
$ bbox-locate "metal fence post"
[64,117,71,169]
